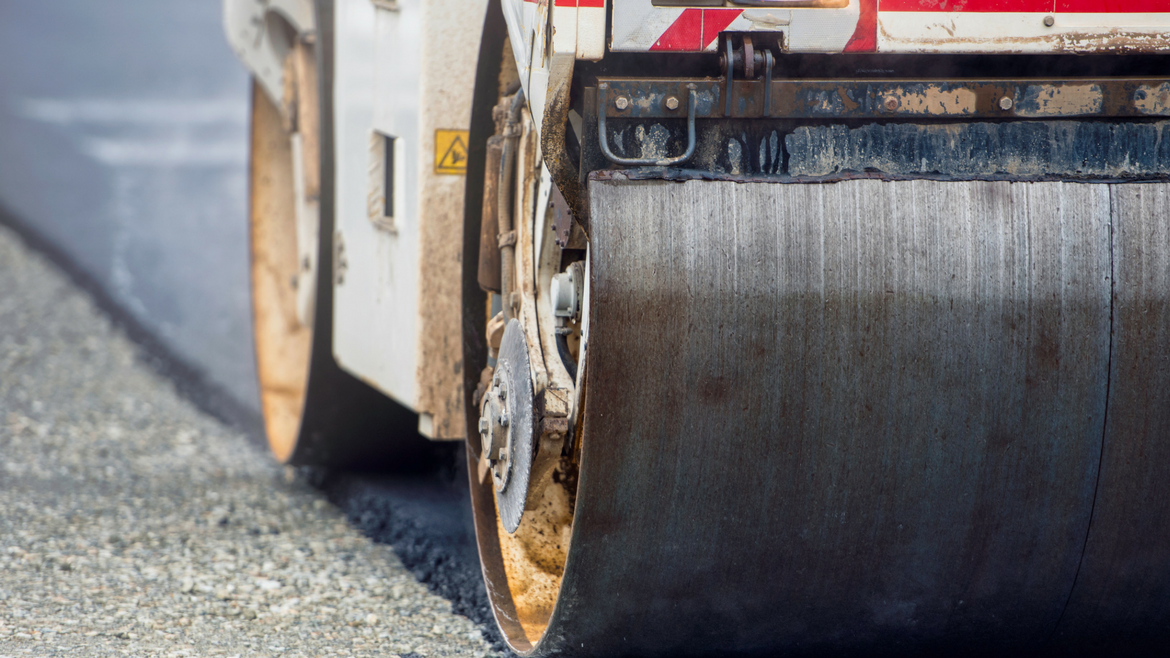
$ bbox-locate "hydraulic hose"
[498,90,525,321]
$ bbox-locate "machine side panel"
[414,0,491,439]
[332,0,487,439]
[332,0,421,412]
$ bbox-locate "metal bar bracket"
[597,83,698,167]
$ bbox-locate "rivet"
[665,96,680,111]
[614,96,630,110]
[1043,15,1055,26]
[884,97,900,111]
[999,96,1014,110]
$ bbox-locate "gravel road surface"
[0,222,496,658]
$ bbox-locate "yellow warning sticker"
[434,129,470,175]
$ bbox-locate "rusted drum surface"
[542,177,1133,656]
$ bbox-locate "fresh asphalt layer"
[0,221,510,657]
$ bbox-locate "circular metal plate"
[497,319,534,533]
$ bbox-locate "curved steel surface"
[545,177,1126,656]
[1049,184,1170,655]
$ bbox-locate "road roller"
[224,0,1170,654]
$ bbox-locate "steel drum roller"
[471,177,1170,656]
[470,176,1170,650]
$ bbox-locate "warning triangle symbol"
[437,135,469,171]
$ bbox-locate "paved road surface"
[0,222,497,658]
[0,1,257,415]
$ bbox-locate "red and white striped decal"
[611,0,861,54]
[522,0,607,59]
[521,0,604,5]
[648,8,744,51]
[609,0,1168,56]
[1056,0,1170,9]
[880,0,1169,11]
[844,0,877,51]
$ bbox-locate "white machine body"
[224,0,1170,442]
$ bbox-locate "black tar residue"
[305,450,514,655]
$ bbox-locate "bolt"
[478,417,488,435]
[614,96,630,110]
[665,96,680,111]
[498,386,506,400]
[1043,15,1054,26]
[999,96,1014,110]
[884,97,900,112]
[498,413,509,427]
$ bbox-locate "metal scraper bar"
[594,77,1170,120]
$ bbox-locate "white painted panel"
[332,0,421,410]
[611,2,684,52]
[878,12,1170,53]
[502,0,537,99]
[578,5,607,60]
[223,0,316,106]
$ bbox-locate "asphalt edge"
[304,449,514,656]
[0,201,266,447]
[0,201,510,653]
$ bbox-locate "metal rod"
[725,38,735,117]
[763,50,774,116]
[498,90,524,320]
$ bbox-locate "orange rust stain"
[250,81,312,464]
[1135,83,1170,116]
[836,86,860,112]
[893,86,977,115]
[1017,84,1103,117]
[494,460,575,644]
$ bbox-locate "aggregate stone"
[0,222,497,658]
